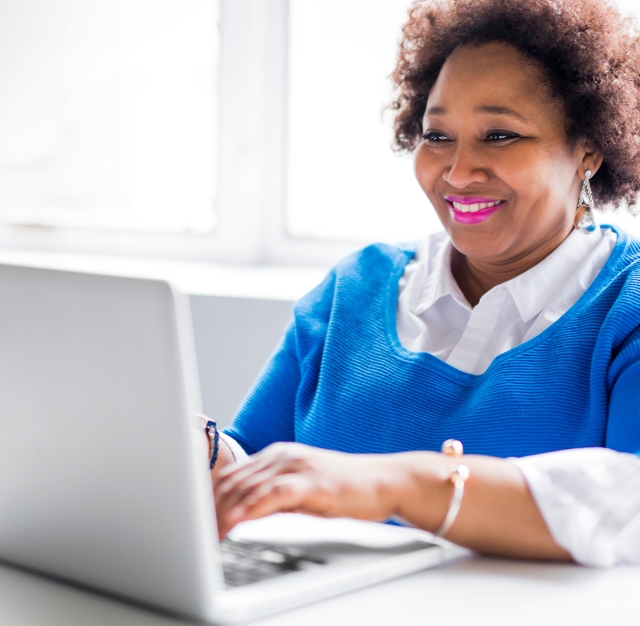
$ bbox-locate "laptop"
[0,264,463,624]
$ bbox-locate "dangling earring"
[574,170,597,234]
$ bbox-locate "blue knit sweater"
[225,227,640,458]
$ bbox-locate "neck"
[450,226,573,307]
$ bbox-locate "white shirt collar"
[413,227,606,323]
[505,227,605,323]
[414,236,470,315]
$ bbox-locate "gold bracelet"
[433,439,470,539]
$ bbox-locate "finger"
[215,461,277,510]
[225,474,316,528]
[215,443,298,492]
[217,441,313,483]
[218,475,309,537]
[216,479,286,537]
[215,444,324,537]
[214,451,293,510]
[215,452,307,530]
[215,464,286,522]
[216,453,273,489]
[215,445,307,504]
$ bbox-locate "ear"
[579,140,604,179]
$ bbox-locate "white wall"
[190,295,293,428]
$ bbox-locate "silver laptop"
[0,264,462,624]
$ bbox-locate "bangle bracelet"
[433,439,470,539]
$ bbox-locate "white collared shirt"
[397,226,616,375]
[396,226,640,566]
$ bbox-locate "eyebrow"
[475,105,528,121]
[425,105,528,122]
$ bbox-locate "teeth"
[451,200,502,213]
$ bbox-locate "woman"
[210,0,640,566]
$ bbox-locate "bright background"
[0,0,638,266]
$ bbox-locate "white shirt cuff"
[510,448,640,567]
[220,432,249,464]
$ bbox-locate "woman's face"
[414,42,599,263]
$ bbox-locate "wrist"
[393,452,454,532]
[210,438,234,478]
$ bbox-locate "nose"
[442,144,490,189]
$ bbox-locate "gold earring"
[574,170,597,234]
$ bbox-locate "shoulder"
[604,227,640,302]
[295,241,418,314]
[290,241,418,352]
[587,226,640,301]
[589,227,640,351]
[334,241,419,278]
[607,225,640,267]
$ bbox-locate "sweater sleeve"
[222,321,301,455]
[223,269,337,455]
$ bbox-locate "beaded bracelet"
[195,413,220,470]
[205,419,220,470]
[433,439,470,539]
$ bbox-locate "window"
[0,0,218,234]
[0,0,638,268]
[286,0,437,243]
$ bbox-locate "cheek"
[495,144,572,208]
[413,146,443,200]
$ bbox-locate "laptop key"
[220,538,328,587]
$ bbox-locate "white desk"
[1,554,638,626]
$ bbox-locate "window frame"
[0,0,361,268]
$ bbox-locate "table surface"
[1,553,639,626]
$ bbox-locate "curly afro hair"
[391,0,640,210]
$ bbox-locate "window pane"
[0,0,218,233]
[286,0,438,243]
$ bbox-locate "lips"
[444,195,505,224]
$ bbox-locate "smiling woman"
[413,41,605,305]
[210,0,640,567]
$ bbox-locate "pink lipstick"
[445,195,505,224]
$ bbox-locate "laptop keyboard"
[220,537,328,587]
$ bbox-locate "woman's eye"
[422,131,450,143]
[485,130,520,142]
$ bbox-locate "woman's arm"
[213,443,570,561]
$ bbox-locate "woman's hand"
[213,442,572,562]
[213,443,420,538]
